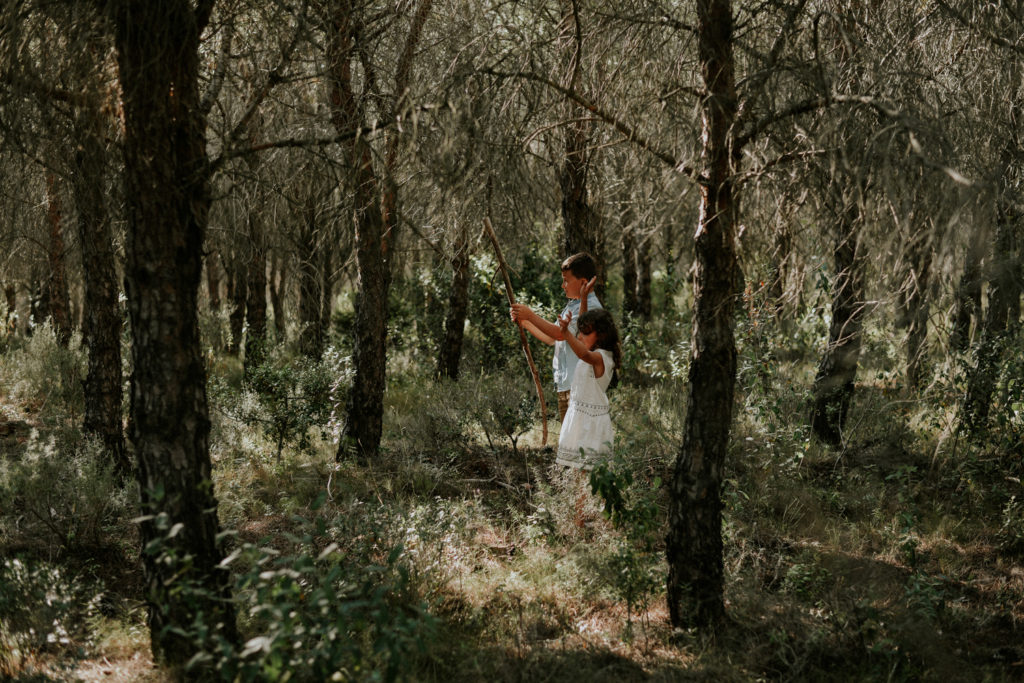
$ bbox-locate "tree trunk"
[70,103,128,476]
[900,223,932,390]
[3,285,15,332]
[243,216,268,375]
[113,0,237,666]
[557,0,604,292]
[205,250,222,312]
[636,231,653,320]
[665,0,738,630]
[327,1,389,461]
[298,204,325,359]
[811,202,866,446]
[44,172,73,345]
[437,229,470,379]
[225,258,247,356]
[622,223,639,318]
[963,213,1017,432]
[269,252,287,342]
[951,225,985,353]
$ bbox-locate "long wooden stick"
[482,217,548,446]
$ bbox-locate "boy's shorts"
[558,390,570,422]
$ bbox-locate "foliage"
[588,454,664,633]
[210,346,350,460]
[0,431,136,552]
[141,504,435,683]
[0,557,103,678]
[1,321,85,427]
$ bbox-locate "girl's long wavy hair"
[577,309,622,387]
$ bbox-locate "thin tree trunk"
[665,0,738,630]
[3,285,15,332]
[636,231,653,320]
[951,226,985,353]
[225,258,247,356]
[269,252,287,342]
[811,202,866,446]
[44,171,73,345]
[113,0,237,666]
[901,223,933,390]
[437,228,470,379]
[206,250,222,312]
[964,213,1017,432]
[298,204,324,359]
[70,103,127,476]
[621,222,639,318]
[244,216,268,375]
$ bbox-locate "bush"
[0,431,136,552]
[0,557,103,678]
[2,321,85,427]
[142,507,436,682]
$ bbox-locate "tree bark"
[900,222,932,390]
[70,100,128,477]
[665,0,738,630]
[963,212,1018,432]
[112,0,238,666]
[298,202,326,359]
[44,172,73,345]
[3,285,15,331]
[621,222,639,318]
[636,231,653,320]
[225,257,247,356]
[205,250,222,312]
[269,251,287,342]
[811,202,866,446]
[951,225,985,352]
[437,228,470,380]
[557,0,604,292]
[327,0,389,461]
[243,215,268,375]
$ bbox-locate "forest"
[0,0,1022,680]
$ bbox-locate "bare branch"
[933,0,1024,56]
[482,68,697,178]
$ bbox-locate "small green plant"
[589,455,663,636]
[3,321,85,427]
[997,494,1024,556]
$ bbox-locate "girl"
[555,308,621,470]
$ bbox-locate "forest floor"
[2,350,1023,681]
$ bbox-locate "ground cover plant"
[1,286,1022,681]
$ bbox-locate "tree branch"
[933,0,1024,56]
[736,93,901,150]
[482,68,697,178]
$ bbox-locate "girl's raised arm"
[558,312,605,378]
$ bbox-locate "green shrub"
[0,557,103,678]
[0,431,135,551]
[2,321,85,426]
[142,506,436,682]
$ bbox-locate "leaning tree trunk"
[665,0,738,630]
[225,257,247,356]
[437,228,470,380]
[951,224,985,353]
[70,104,127,477]
[44,172,73,345]
[113,0,238,667]
[811,202,866,446]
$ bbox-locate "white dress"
[556,349,614,470]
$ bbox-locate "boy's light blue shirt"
[553,292,602,392]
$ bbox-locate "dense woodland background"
[1,0,1023,680]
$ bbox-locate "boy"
[510,252,602,422]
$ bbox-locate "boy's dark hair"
[561,252,597,280]
[577,309,622,386]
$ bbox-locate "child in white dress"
[555,309,621,470]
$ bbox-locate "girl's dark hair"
[577,309,622,385]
